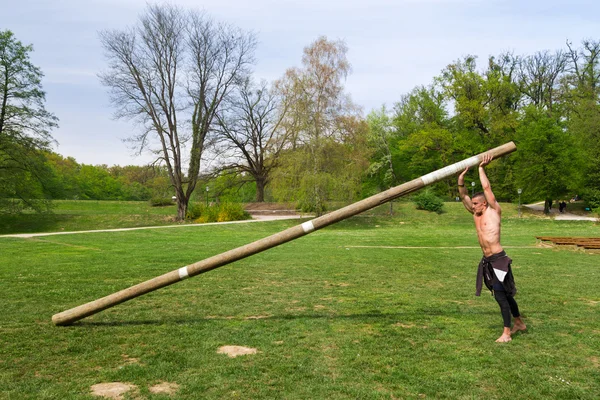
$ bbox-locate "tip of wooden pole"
[52,312,73,326]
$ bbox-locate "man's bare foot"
[495,334,512,343]
[511,321,527,334]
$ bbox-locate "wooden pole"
[52,142,516,326]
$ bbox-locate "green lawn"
[0,200,182,235]
[1,202,599,399]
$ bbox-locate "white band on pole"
[178,266,190,280]
[301,221,315,233]
[421,156,480,185]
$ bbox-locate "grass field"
[1,201,599,399]
[0,200,182,235]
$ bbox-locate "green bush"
[186,202,209,220]
[581,188,600,210]
[186,202,250,223]
[413,190,445,214]
[149,197,174,207]
[217,202,251,222]
[298,199,327,215]
[580,188,600,215]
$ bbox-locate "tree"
[565,39,600,97]
[271,36,365,214]
[439,54,521,143]
[215,79,291,202]
[43,152,80,199]
[439,56,491,137]
[513,106,581,213]
[272,121,369,213]
[437,55,521,200]
[0,30,58,212]
[99,4,256,220]
[390,85,472,198]
[517,50,567,112]
[365,106,399,214]
[563,40,600,188]
[366,106,398,190]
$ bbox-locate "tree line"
[366,42,599,214]
[2,3,599,218]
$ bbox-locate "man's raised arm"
[458,167,473,214]
[479,154,501,212]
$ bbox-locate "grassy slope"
[0,202,598,399]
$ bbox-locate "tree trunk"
[255,177,265,202]
[544,198,552,214]
[177,198,188,221]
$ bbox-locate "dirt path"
[524,202,597,221]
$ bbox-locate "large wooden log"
[52,142,516,325]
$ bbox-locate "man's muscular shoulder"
[482,206,501,225]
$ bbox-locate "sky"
[2,0,599,166]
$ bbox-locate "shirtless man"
[458,154,526,342]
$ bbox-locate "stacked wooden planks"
[536,236,600,249]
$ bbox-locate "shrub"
[298,199,327,215]
[581,188,600,210]
[186,202,250,223]
[217,202,251,222]
[580,188,600,215]
[149,197,174,207]
[413,190,445,214]
[195,207,220,223]
[186,202,204,220]
[0,198,25,214]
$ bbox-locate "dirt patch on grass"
[217,345,258,358]
[121,354,141,365]
[324,281,350,287]
[394,322,416,328]
[90,382,137,399]
[245,315,271,320]
[579,298,599,306]
[204,315,235,320]
[149,381,180,395]
[393,322,428,329]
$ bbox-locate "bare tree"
[99,4,256,220]
[215,79,291,202]
[517,50,567,112]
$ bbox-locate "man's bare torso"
[474,206,503,257]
